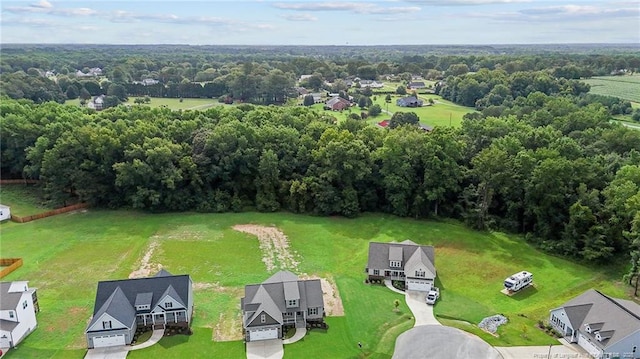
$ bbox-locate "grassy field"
[583,74,640,104]
[0,207,632,358]
[369,93,474,128]
[0,184,52,217]
[65,97,225,111]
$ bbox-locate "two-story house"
[366,240,436,292]
[549,289,640,358]
[85,270,193,349]
[0,281,39,349]
[241,271,325,342]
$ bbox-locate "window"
[102,321,112,329]
[260,314,266,323]
[415,270,425,278]
[165,302,173,308]
[373,269,379,276]
[9,311,14,319]
[23,300,28,309]
[390,261,401,268]
[287,300,297,307]
[308,307,318,316]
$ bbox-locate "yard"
[0,184,52,217]
[65,97,224,111]
[0,207,632,358]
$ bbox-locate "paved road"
[495,345,581,359]
[392,325,502,359]
[246,339,283,359]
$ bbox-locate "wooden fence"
[0,258,23,279]
[11,203,89,223]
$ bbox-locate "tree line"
[1,93,639,268]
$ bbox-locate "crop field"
[0,186,633,358]
[583,75,640,104]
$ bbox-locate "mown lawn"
[0,184,52,217]
[369,94,474,128]
[0,211,632,359]
[65,97,225,111]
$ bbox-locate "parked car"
[425,287,440,305]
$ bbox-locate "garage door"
[92,334,126,348]
[249,328,278,341]
[578,333,602,359]
[0,336,11,348]
[407,280,431,292]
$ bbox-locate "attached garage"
[248,328,278,341]
[406,280,432,292]
[92,334,126,348]
[578,333,602,359]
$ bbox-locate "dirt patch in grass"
[129,240,162,278]
[232,224,299,272]
[213,311,243,342]
[300,274,345,317]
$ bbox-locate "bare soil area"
[129,240,162,278]
[300,274,345,317]
[232,224,299,272]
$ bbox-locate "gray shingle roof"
[87,272,191,332]
[367,241,435,274]
[0,282,23,311]
[554,289,640,349]
[135,292,153,308]
[0,319,19,332]
[242,271,324,328]
[87,287,136,331]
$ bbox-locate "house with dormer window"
[85,270,193,349]
[241,271,325,342]
[549,289,640,358]
[365,240,436,292]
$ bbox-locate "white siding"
[86,313,127,332]
[0,205,11,221]
[578,333,604,358]
[152,294,184,313]
[5,292,38,347]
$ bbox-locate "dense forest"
[1,44,639,291]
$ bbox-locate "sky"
[1,0,639,45]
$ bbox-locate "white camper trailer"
[503,271,532,292]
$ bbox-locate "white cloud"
[282,13,318,21]
[404,0,530,5]
[273,2,421,14]
[33,0,53,9]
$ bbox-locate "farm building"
[0,205,10,221]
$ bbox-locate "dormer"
[284,281,300,309]
[135,292,153,311]
[585,322,604,334]
[595,330,614,342]
[389,247,403,268]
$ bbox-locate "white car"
[425,287,440,305]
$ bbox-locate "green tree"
[303,94,315,106]
[255,149,281,212]
[368,104,382,117]
[396,86,407,95]
[389,112,419,129]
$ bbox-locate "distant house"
[0,281,39,349]
[408,81,426,90]
[324,96,351,111]
[419,124,433,132]
[396,96,423,107]
[549,289,640,359]
[87,95,105,111]
[294,87,309,96]
[85,270,193,349]
[241,271,325,342]
[310,93,324,104]
[376,120,390,128]
[298,75,313,83]
[141,78,159,86]
[0,205,10,221]
[366,240,436,292]
[359,80,384,88]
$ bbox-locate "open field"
[65,97,225,111]
[583,74,640,104]
[0,208,633,358]
[0,184,52,217]
[370,93,475,127]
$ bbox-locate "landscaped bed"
[0,210,632,358]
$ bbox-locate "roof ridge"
[595,289,640,321]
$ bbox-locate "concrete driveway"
[392,325,502,359]
[83,346,129,359]
[246,339,284,359]
[404,290,440,326]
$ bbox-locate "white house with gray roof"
[85,270,193,349]
[549,289,640,358]
[241,271,325,342]
[366,240,436,292]
[0,281,39,349]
